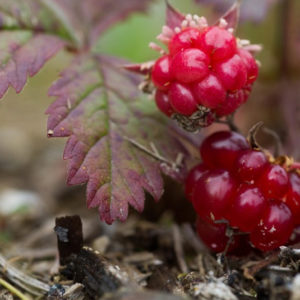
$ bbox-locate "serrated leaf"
[0,0,154,99]
[0,31,64,98]
[47,54,195,224]
[0,0,75,98]
[0,0,78,42]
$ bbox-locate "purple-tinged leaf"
[0,0,77,43]
[0,0,154,100]
[0,31,64,98]
[0,0,78,99]
[195,0,279,23]
[47,55,196,224]
[214,2,240,30]
[166,1,185,30]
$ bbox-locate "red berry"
[214,90,245,117]
[169,82,198,115]
[185,163,209,202]
[193,169,237,223]
[196,217,238,253]
[155,90,174,117]
[214,54,247,91]
[169,27,202,56]
[233,149,268,182]
[285,172,300,223]
[258,164,289,199]
[149,25,260,121]
[227,185,267,232]
[192,73,226,109]
[250,201,294,251]
[238,48,259,84]
[200,131,249,170]
[170,48,209,84]
[198,27,237,61]
[151,55,172,91]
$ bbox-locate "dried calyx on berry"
[186,130,300,253]
[126,4,262,132]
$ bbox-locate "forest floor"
[1,182,299,300]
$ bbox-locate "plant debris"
[1,210,300,299]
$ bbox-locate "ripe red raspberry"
[155,90,174,117]
[145,13,261,131]
[169,27,203,56]
[233,149,268,182]
[193,73,226,109]
[258,164,289,199]
[238,49,259,84]
[170,48,209,84]
[168,82,198,115]
[200,131,249,170]
[227,185,267,232]
[214,54,247,91]
[185,163,209,202]
[185,131,300,253]
[198,26,237,61]
[196,217,239,253]
[214,89,246,117]
[151,55,172,91]
[250,201,294,251]
[193,169,237,223]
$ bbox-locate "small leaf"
[215,2,240,30]
[47,55,195,224]
[0,0,77,98]
[166,1,185,29]
[0,0,78,42]
[0,31,64,98]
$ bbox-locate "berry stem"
[247,121,283,157]
[247,121,264,149]
[262,127,282,157]
[223,227,234,256]
[215,114,240,132]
